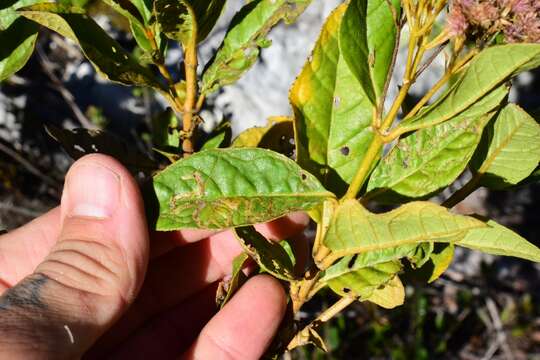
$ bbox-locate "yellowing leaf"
[401,44,540,131]
[458,220,540,262]
[323,200,484,258]
[427,244,455,283]
[218,252,249,309]
[291,4,375,188]
[364,275,405,309]
[232,116,292,149]
[325,261,402,298]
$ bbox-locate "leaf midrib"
[330,226,482,258]
[478,116,525,174]
[169,192,335,202]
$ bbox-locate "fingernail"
[65,163,120,219]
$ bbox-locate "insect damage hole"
[347,254,358,269]
[340,146,350,156]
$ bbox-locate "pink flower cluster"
[447,0,540,43]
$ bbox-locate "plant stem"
[344,22,429,199]
[343,135,383,200]
[442,174,482,208]
[292,274,320,313]
[182,32,199,156]
[317,296,355,322]
[287,297,355,351]
[404,69,450,119]
[146,29,184,114]
[382,49,479,141]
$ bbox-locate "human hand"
[0,154,308,359]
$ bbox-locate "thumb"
[0,154,149,358]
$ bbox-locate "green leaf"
[290,4,375,189]
[201,0,310,95]
[200,120,231,150]
[340,0,399,105]
[0,18,38,81]
[152,107,180,150]
[101,0,144,25]
[401,44,540,131]
[153,148,334,230]
[59,0,91,7]
[201,132,226,150]
[325,261,402,298]
[101,0,153,52]
[458,220,540,262]
[366,104,502,201]
[471,104,540,189]
[154,0,226,46]
[131,0,152,22]
[190,0,227,43]
[364,275,404,309]
[234,226,295,281]
[0,0,41,81]
[323,200,485,258]
[218,252,249,309]
[20,4,163,88]
[0,0,42,28]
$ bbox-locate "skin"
[0,154,308,359]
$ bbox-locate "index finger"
[150,211,309,258]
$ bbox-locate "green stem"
[343,135,383,200]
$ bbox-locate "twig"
[484,298,514,360]
[0,141,60,190]
[36,47,97,130]
[287,297,355,350]
[442,174,481,208]
[343,136,384,199]
[415,42,447,79]
[0,202,44,218]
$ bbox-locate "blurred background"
[1,0,539,358]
